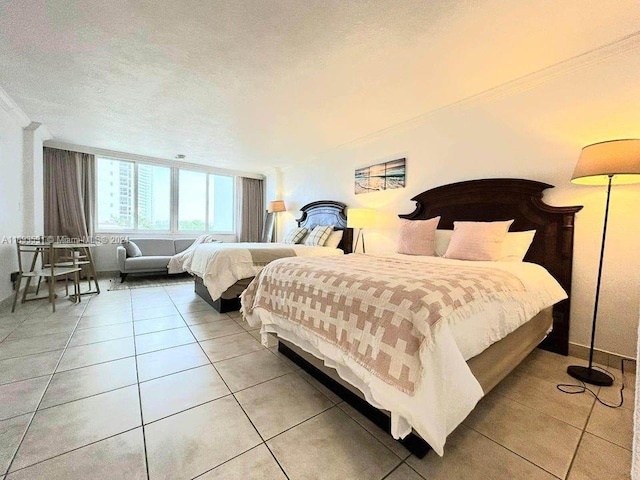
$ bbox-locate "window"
[178,170,207,231]
[209,174,234,232]
[96,157,237,233]
[137,164,171,231]
[97,158,134,230]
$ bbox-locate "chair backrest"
[16,238,51,274]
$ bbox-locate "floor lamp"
[347,208,375,253]
[567,139,640,386]
[268,200,286,242]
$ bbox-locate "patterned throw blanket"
[242,254,526,395]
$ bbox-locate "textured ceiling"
[0,0,638,172]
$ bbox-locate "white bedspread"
[180,242,343,300]
[242,254,567,456]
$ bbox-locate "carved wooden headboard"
[400,178,582,355]
[297,200,353,254]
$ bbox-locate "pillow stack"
[397,218,536,262]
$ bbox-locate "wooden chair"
[12,240,82,313]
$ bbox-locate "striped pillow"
[304,225,333,247]
[444,220,513,261]
[283,227,308,244]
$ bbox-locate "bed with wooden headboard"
[241,178,582,458]
[193,200,353,312]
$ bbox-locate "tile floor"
[0,284,634,479]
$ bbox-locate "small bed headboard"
[400,178,582,355]
[297,200,353,254]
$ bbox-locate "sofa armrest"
[116,246,127,272]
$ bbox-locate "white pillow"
[498,230,536,262]
[282,227,308,244]
[304,225,333,247]
[435,230,453,257]
[444,220,513,261]
[324,230,343,249]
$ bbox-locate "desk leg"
[84,247,100,294]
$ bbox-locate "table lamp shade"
[347,208,375,229]
[572,139,640,185]
[268,200,286,213]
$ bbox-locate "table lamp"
[347,208,375,253]
[567,139,640,386]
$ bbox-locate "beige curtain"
[44,147,95,239]
[237,177,264,242]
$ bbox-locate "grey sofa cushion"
[122,240,142,258]
[124,256,171,272]
[129,239,176,256]
[175,239,196,254]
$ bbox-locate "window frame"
[95,156,236,235]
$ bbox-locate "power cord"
[556,358,635,409]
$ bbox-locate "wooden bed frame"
[275,178,582,457]
[194,200,353,312]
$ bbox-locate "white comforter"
[243,254,567,456]
[179,242,344,300]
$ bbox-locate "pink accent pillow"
[397,217,441,256]
[444,220,514,261]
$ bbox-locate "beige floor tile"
[68,322,133,347]
[226,311,242,319]
[408,424,556,480]
[136,343,209,382]
[338,402,410,460]
[0,351,62,386]
[134,327,196,354]
[181,310,229,326]
[234,317,258,332]
[174,300,211,314]
[597,373,635,410]
[200,332,264,363]
[57,337,135,372]
[40,357,138,409]
[517,349,605,386]
[0,414,31,476]
[236,373,334,439]
[267,346,302,371]
[464,392,581,478]
[198,444,286,480]
[267,407,400,480]
[145,396,261,480]
[493,369,594,428]
[0,377,49,421]
[215,350,292,392]
[248,329,261,342]
[82,302,131,317]
[5,428,147,480]
[586,402,633,450]
[296,370,342,404]
[385,464,424,480]
[131,297,175,310]
[140,365,229,423]
[567,433,631,480]
[189,319,245,342]
[0,333,70,361]
[6,318,77,341]
[133,305,179,321]
[75,312,133,329]
[132,315,186,335]
[10,385,141,471]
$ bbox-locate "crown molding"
[0,84,31,128]
[43,140,265,179]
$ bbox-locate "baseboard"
[568,342,636,373]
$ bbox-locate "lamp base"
[567,365,613,386]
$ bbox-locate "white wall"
[0,104,26,302]
[276,49,640,358]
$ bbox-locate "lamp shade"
[268,200,286,213]
[347,208,376,229]
[572,139,640,185]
